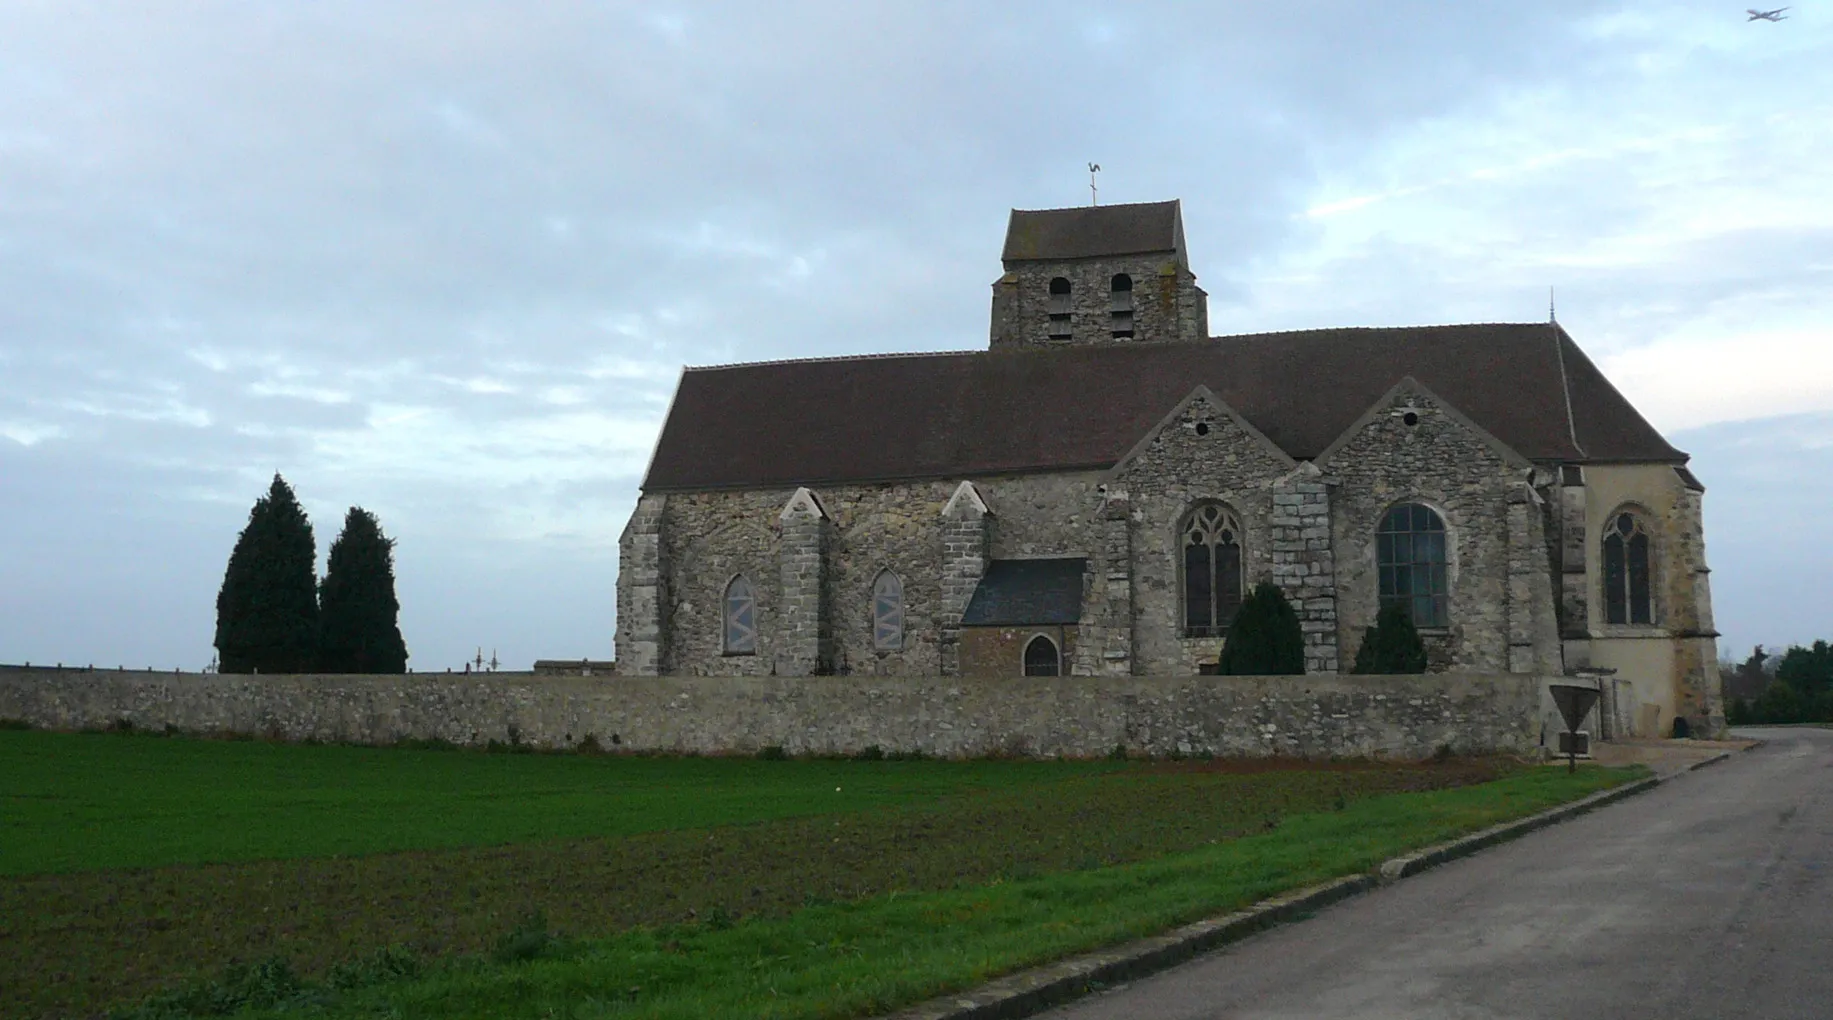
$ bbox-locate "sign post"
[1549,683,1602,773]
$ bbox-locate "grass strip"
[150,765,1638,1020]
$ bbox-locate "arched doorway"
[1023,635,1060,677]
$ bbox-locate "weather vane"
[1088,163,1101,206]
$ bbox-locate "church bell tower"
[989,199,1209,350]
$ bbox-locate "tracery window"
[1023,635,1060,676]
[1109,273,1134,339]
[1602,511,1653,625]
[1181,504,1244,637]
[1047,277,1072,339]
[723,575,757,655]
[872,570,904,651]
[1377,503,1449,629]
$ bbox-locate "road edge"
[882,745,1756,1020]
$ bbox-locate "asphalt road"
[1046,727,1833,1020]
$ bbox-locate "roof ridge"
[685,349,984,373]
[1213,321,1550,341]
[688,323,1563,373]
[1010,198,1179,215]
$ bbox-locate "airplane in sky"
[1747,7,1789,20]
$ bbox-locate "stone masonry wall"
[1571,463,1725,737]
[660,473,1107,677]
[659,489,786,675]
[1070,490,1135,677]
[775,494,831,676]
[1324,386,1550,674]
[614,494,668,677]
[990,256,1206,349]
[0,668,1546,760]
[1112,389,1299,674]
[1270,465,1341,674]
[1672,484,1725,732]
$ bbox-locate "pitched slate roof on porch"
[641,324,1685,492]
[960,559,1087,627]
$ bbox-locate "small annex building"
[616,199,1725,739]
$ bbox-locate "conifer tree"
[215,474,319,674]
[1217,581,1306,675]
[318,506,409,674]
[1351,600,1430,674]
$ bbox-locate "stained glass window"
[723,575,757,655]
[1377,504,1448,628]
[872,571,904,651]
[1602,512,1653,625]
[1182,504,1244,637]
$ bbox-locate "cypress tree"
[318,507,409,674]
[1217,582,1306,675]
[1351,600,1429,674]
[215,474,319,674]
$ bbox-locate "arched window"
[1023,635,1060,676]
[1047,277,1072,339]
[1182,504,1244,637]
[1377,504,1449,628]
[1602,511,1653,625]
[723,575,757,655]
[872,570,904,651]
[1109,273,1134,339]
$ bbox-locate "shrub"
[1351,601,1429,674]
[1726,697,1750,726]
[853,745,885,761]
[1753,680,1804,725]
[1217,582,1305,675]
[1776,641,1833,722]
[757,745,788,761]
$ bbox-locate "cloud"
[1,1,1827,668]
[1673,412,1833,656]
[1601,325,1833,431]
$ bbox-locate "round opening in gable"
[1402,411,1420,427]
[1195,422,1211,436]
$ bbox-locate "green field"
[0,729,1641,1019]
[0,729,1123,874]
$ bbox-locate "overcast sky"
[2,1,1828,672]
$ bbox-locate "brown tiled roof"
[1001,201,1181,262]
[641,324,1686,493]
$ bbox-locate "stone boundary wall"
[0,668,1547,759]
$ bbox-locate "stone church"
[616,200,1724,738]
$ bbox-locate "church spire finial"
[1088,162,1100,206]
[1549,286,1557,325]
